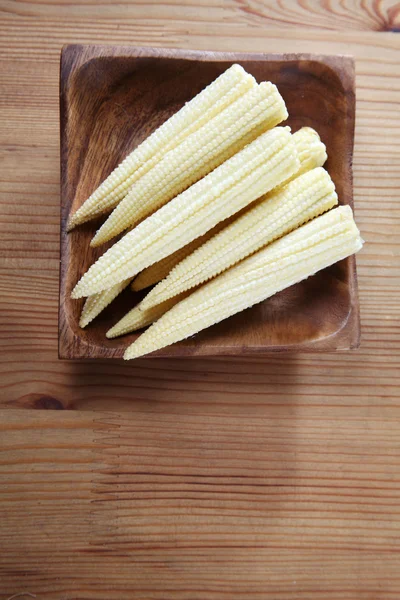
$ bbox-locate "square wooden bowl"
[59,45,359,359]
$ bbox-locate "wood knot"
[33,395,65,410]
[14,393,66,410]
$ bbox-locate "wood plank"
[1,19,400,68]
[0,0,399,32]
[1,407,400,599]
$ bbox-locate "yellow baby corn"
[106,294,187,339]
[131,244,202,292]
[124,206,363,359]
[71,127,299,298]
[79,279,132,328]
[67,64,256,230]
[90,81,288,246]
[132,126,325,294]
[140,167,337,310]
[131,221,227,292]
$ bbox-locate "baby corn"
[106,294,187,338]
[132,127,324,294]
[67,64,256,230]
[124,206,363,359]
[289,127,327,179]
[131,221,227,292]
[91,81,288,246]
[71,127,299,299]
[140,166,336,310]
[79,279,132,328]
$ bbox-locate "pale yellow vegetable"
[139,127,328,309]
[80,126,325,324]
[106,294,188,338]
[289,127,327,180]
[140,166,336,310]
[132,125,325,294]
[79,279,132,328]
[124,206,363,359]
[67,64,256,230]
[80,230,224,328]
[90,81,288,246]
[71,127,299,299]
[131,220,228,292]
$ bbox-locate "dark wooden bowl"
[59,45,359,359]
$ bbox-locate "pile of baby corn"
[69,64,363,359]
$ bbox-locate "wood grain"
[1,407,400,599]
[0,5,400,599]
[60,46,358,358]
[0,1,399,32]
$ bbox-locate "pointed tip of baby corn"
[91,218,136,248]
[123,343,148,360]
[106,315,137,338]
[71,284,85,300]
[107,293,187,338]
[79,297,93,327]
[66,217,76,232]
[106,326,121,339]
[139,285,170,312]
[67,206,95,232]
[106,303,150,338]
[89,229,108,248]
[79,314,91,329]
[79,280,132,328]
[89,219,121,247]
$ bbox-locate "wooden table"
[1,3,399,598]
